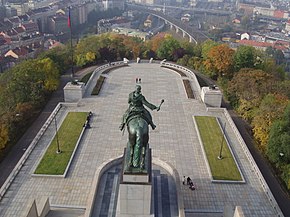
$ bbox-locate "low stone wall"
[160,61,202,97]
[85,61,127,95]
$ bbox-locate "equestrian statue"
[120,85,164,171]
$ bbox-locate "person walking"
[183,176,186,185]
[187,177,191,185]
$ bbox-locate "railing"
[0,103,62,201]
[85,61,127,94]
[160,61,202,97]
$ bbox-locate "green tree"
[267,103,290,164]
[156,35,181,61]
[234,45,256,71]
[266,47,285,65]
[180,41,201,57]
[201,39,219,59]
[241,16,250,30]
[189,57,203,71]
[177,54,190,66]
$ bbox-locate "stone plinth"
[63,82,85,102]
[117,148,153,217]
[201,86,222,107]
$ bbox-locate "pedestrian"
[189,180,195,191]
[183,176,186,185]
[139,78,141,83]
[187,177,191,185]
[136,78,138,83]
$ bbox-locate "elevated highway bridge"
[127,3,210,44]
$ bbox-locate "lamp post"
[218,121,226,160]
[54,116,61,154]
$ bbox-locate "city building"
[47,13,68,35]
[102,0,124,10]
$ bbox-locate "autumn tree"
[38,45,70,73]
[203,44,235,78]
[75,35,102,66]
[121,35,145,59]
[38,58,60,92]
[0,121,9,150]
[201,39,218,59]
[252,94,289,151]
[147,33,166,52]
[227,68,275,121]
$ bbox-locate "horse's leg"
[128,129,136,168]
[140,129,149,169]
[140,146,146,169]
[133,130,142,167]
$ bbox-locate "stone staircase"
[91,166,178,217]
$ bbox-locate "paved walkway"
[0,63,282,217]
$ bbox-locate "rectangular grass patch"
[194,116,242,181]
[91,75,105,95]
[183,80,195,99]
[34,112,88,175]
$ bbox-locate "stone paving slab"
[0,63,281,217]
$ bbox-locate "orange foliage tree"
[203,44,235,78]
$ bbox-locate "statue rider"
[119,85,158,131]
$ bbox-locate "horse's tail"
[132,128,142,167]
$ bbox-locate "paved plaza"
[0,62,283,217]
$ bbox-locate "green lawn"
[34,112,88,175]
[194,116,242,181]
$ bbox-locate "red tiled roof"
[239,39,272,47]
[22,22,38,29]
[13,47,29,56]
[273,10,285,18]
[14,26,24,33]
[9,17,20,23]
[239,39,287,51]
[6,29,18,36]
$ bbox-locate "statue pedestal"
[116,148,154,217]
[201,86,222,107]
[63,81,85,102]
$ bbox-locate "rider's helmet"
[135,85,141,93]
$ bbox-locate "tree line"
[0,32,289,192]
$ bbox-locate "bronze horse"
[126,114,149,170]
